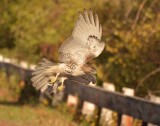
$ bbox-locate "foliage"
[0,0,160,95]
[0,69,21,101]
[96,0,160,94]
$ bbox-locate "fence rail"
[65,82,160,125]
[0,55,160,125]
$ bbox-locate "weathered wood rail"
[0,56,160,125]
[65,82,160,125]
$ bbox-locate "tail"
[31,58,63,93]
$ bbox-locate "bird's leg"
[50,73,60,84]
[58,77,67,91]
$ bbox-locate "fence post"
[142,122,148,126]
[100,82,116,126]
[121,87,135,126]
[96,107,102,126]
[147,94,160,126]
[20,61,29,69]
[118,113,123,126]
[4,57,11,63]
[74,96,84,121]
[4,61,11,81]
[82,83,96,116]
[67,94,78,107]
[0,55,4,69]
[65,85,78,109]
[0,55,3,62]
[62,90,68,102]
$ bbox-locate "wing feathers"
[83,9,90,24]
[71,9,102,42]
[99,24,102,38]
[89,10,95,25]
[95,13,99,28]
[58,9,104,65]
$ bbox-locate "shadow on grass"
[0,101,19,106]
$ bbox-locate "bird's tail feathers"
[31,58,63,93]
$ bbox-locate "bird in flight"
[31,9,105,93]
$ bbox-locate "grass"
[0,70,77,126]
[0,103,76,126]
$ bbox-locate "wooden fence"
[0,55,160,126]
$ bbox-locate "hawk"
[31,9,105,93]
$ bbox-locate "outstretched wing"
[72,9,102,41]
[31,58,66,92]
[59,9,103,65]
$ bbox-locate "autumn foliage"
[0,0,160,95]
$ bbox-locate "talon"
[57,77,67,91]
[58,85,64,91]
[50,73,60,84]
[50,76,56,83]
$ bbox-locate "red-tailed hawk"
[31,9,105,93]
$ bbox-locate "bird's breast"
[65,64,84,76]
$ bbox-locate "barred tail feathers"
[31,58,65,93]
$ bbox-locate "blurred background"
[0,0,160,126]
